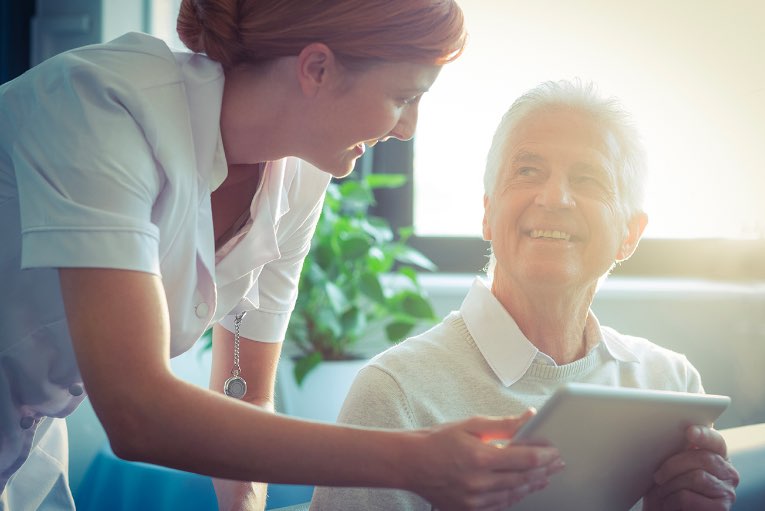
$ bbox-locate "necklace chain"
[231,311,246,376]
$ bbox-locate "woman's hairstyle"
[483,79,648,279]
[177,0,467,69]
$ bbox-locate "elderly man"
[310,80,739,510]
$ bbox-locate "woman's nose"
[388,104,419,141]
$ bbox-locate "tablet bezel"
[509,383,730,511]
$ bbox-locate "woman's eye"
[399,95,420,106]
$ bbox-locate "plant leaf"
[364,173,407,189]
[339,180,375,208]
[397,266,419,284]
[359,271,386,303]
[393,245,438,271]
[362,218,394,243]
[339,235,372,259]
[324,281,349,315]
[294,352,323,386]
[340,306,366,338]
[399,291,436,319]
[316,306,343,338]
[385,320,417,342]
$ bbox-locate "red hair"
[177,0,466,69]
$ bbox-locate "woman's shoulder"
[40,32,184,91]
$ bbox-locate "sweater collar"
[460,278,639,386]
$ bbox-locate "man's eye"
[574,174,605,187]
[518,167,538,176]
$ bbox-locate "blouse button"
[19,416,35,429]
[195,302,209,318]
[69,383,84,396]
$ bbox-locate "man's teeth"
[530,229,571,241]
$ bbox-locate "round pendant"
[224,376,247,399]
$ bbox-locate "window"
[146,0,764,280]
[372,0,765,279]
[147,0,183,51]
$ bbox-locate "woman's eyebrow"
[398,86,431,95]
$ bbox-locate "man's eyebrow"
[512,150,545,165]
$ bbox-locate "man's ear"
[482,194,493,241]
[616,211,648,262]
[296,42,337,97]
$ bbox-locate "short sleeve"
[13,54,163,274]
[240,196,323,342]
[220,159,330,342]
[309,366,431,511]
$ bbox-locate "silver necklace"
[223,311,247,399]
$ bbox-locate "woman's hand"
[412,411,564,511]
[643,425,739,511]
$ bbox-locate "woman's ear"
[295,42,337,97]
[616,211,648,262]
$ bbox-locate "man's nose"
[535,175,575,209]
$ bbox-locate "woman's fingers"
[417,415,565,511]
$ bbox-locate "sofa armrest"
[719,423,765,510]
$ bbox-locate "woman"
[0,1,563,510]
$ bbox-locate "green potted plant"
[285,173,438,386]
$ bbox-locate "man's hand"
[643,425,739,510]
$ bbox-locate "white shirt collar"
[460,278,640,386]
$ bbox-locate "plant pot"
[275,357,369,423]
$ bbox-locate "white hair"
[483,79,648,278]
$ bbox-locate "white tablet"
[508,383,730,511]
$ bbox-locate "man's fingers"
[687,426,727,458]
[654,449,738,486]
[652,468,737,503]
[658,481,737,511]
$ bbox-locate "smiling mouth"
[529,229,572,241]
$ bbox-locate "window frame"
[368,140,765,280]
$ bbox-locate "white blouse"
[0,32,330,490]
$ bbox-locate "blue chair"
[75,444,313,511]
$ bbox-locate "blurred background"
[2,0,763,508]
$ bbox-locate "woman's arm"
[60,267,562,511]
[209,324,282,511]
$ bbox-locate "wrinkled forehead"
[503,107,621,170]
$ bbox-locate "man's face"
[483,108,641,293]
